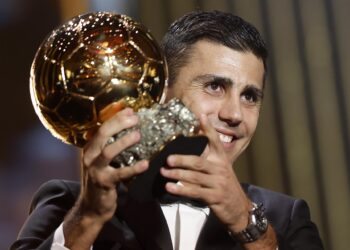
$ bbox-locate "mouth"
[219,133,234,143]
[216,128,239,146]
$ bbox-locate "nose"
[218,95,243,127]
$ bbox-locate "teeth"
[219,133,233,143]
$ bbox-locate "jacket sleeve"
[10,180,79,250]
[278,199,324,250]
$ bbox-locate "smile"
[219,133,233,143]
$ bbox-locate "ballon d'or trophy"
[30,12,207,201]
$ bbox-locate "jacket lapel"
[195,211,242,250]
[118,193,173,250]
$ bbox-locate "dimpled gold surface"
[30,12,167,147]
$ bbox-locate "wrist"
[227,201,252,233]
[228,202,269,244]
[78,194,117,223]
[62,202,106,249]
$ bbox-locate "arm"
[160,114,277,249]
[11,108,149,250]
[59,108,149,250]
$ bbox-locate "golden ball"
[30,12,167,147]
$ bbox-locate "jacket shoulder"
[242,183,324,249]
[29,179,80,212]
[11,179,80,250]
[242,183,302,232]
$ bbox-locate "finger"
[98,109,138,148]
[83,112,139,165]
[176,180,197,190]
[101,107,136,134]
[160,167,214,188]
[199,114,223,154]
[111,160,149,182]
[91,107,136,146]
[165,181,215,203]
[91,130,141,168]
[86,107,134,141]
[167,154,211,173]
[98,100,126,123]
[85,160,148,189]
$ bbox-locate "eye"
[205,81,225,95]
[241,88,263,105]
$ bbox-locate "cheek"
[244,109,260,135]
[182,94,217,119]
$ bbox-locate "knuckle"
[117,132,136,149]
[171,168,180,178]
[82,156,91,168]
[217,176,227,188]
[175,169,185,180]
[112,140,128,154]
[194,159,204,170]
[92,171,111,186]
[114,167,134,181]
[100,147,113,162]
[188,172,198,183]
[81,151,90,165]
[190,189,201,200]
[217,167,226,175]
[208,190,221,203]
[112,170,122,181]
[216,191,224,201]
[207,193,218,204]
[121,115,138,128]
[119,107,133,117]
[96,126,109,138]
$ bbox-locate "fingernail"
[167,156,174,165]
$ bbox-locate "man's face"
[166,40,265,164]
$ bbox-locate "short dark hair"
[161,10,268,85]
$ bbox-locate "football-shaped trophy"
[30,12,207,200]
[30,12,168,147]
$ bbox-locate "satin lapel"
[195,211,242,250]
[118,194,173,250]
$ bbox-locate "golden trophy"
[30,12,207,200]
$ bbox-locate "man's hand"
[160,114,277,249]
[63,108,149,250]
[160,114,250,228]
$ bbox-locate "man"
[11,10,323,250]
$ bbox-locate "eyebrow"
[192,74,233,87]
[192,74,263,94]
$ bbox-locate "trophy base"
[110,98,200,167]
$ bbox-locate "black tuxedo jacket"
[11,179,323,250]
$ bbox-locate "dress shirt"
[51,203,209,250]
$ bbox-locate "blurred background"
[0,0,349,249]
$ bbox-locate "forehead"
[176,40,265,89]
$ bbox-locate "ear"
[164,85,176,102]
[159,78,169,104]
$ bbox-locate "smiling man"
[12,10,323,250]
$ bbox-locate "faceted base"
[110,98,200,167]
